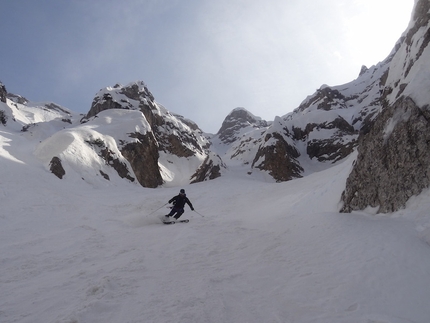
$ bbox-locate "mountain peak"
[216,108,268,145]
[85,80,155,119]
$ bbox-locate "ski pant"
[168,207,184,219]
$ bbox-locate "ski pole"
[193,210,205,217]
[147,202,169,216]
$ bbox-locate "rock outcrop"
[341,97,430,213]
[341,0,430,213]
[252,130,303,181]
[83,81,224,187]
[49,157,66,179]
[0,82,7,103]
[190,153,225,184]
[217,108,268,145]
[121,132,163,188]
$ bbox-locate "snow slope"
[2,123,430,323]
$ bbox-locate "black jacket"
[169,194,194,210]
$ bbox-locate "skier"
[165,189,194,220]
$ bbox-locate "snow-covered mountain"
[341,0,430,213]
[215,107,269,146]
[81,81,225,187]
[2,1,430,322]
[211,52,389,181]
[1,0,430,207]
[212,0,430,215]
[0,81,224,188]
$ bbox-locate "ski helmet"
[180,189,185,194]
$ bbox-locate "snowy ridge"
[212,57,389,178]
[1,94,77,133]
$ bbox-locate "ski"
[163,219,189,225]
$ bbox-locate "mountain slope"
[2,2,430,322]
[2,143,430,323]
[212,57,389,180]
[212,0,430,214]
[341,0,430,213]
[1,0,429,205]
[0,81,225,188]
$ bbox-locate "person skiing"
[165,189,194,220]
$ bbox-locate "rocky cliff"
[341,0,430,213]
[81,81,224,187]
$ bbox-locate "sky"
[0,0,415,133]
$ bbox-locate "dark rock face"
[99,170,110,180]
[403,0,430,79]
[306,117,357,163]
[99,147,136,183]
[6,93,28,104]
[252,132,303,182]
[49,157,66,179]
[88,92,123,119]
[359,65,368,77]
[341,97,430,213]
[217,108,267,144]
[0,111,7,125]
[121,132,163,188]
[190,154,223,183]
[295,87,348,113]
[84,136,137,184]
[0,82,7,103]
[85,81,157,120]
[307,137,356,163]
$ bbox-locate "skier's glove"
[191,207,195,211]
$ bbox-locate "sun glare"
[345,0,415,66]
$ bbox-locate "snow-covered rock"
[0,84,76,134]
[79,81,224,187]
[341,0,430,213]
[212,56,389,180]
[341,97,430,213]
[216,107,268,145]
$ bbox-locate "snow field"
[2,140,430,323]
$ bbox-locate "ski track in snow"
[2,133,430,323]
